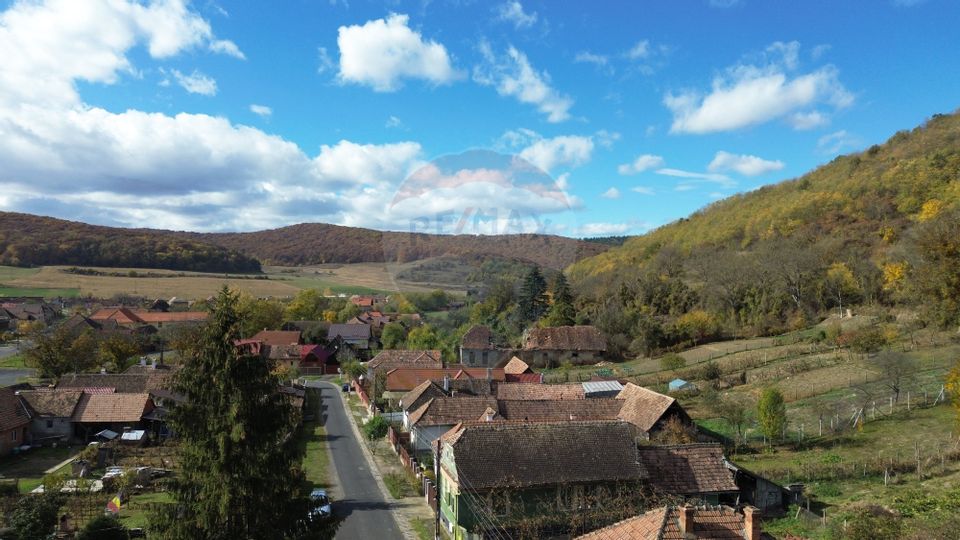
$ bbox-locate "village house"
[365,349,443,380]
[1,300,59,326]
[0,387,30,454]
[521,325,607,367]
[725,461,793,512]
[494,382,586,400]
[349,295,378,312]
[327,323,374,351]
[90,307,207,327]
[384,367,506,395]
[616,383,695,440]
[636,444,740,504]
[459,325,504,368]
[250,329,302,346]
[575,505,764,540]
[70,393,154,441]
[18,389,83,444]
[438,420,647,539]
[500,357,542,383]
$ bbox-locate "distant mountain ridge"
[0,212,609,272]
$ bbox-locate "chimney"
[743,506,760,540]
[443,375,450,392]
[678,506,691,535]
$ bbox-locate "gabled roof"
[72,393,153,423]
[367,350,443,371]
[57,373,171,394]
[637,444,739,495]
[443,421,646,489]
[90,307,143,325]
[495,382,584,400]
[0,387,30,432]
[90,307,206,325]
[493,399,623,423]
[616,383,679,432]
[327,323,371,340]
[408,396,498,427]
[523,325,606,352]
[576,505,756,540]
[399,380,447,413]
[385,367,505,393]
[268,344,302,360]
[461,325,495,350]
[251,330,301,346]
[19,389,83,417]
[502,356,532,375]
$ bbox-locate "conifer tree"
[544,272,576,327]
[517,266,548,324]
[151,287,310,539]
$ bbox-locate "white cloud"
[386,115,403,128]
[811,44,831,61]
[600,187,620,199]
[664,42,853,134]
[172,69,217,96]
[249,104,272,117]
[317,46,334,74]
[631,186,654,195]
[336,13,459,92]
[618,154,665,175]
[554,173,570,190]
[209,39,245,59]
[518,135,594,173]
[656,168,734,187]
[578,222,631,235]
[496,1,537,29]
[475,43,573,122]
[575,51,608,67]
[789,110,828,130]
[817,130,861,155]
[626,40,650,60]
[707,151,784,176]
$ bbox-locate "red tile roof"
[637,444,739,495]
[251,330,302,346]
[576,505,757,540]
[90,307,207,325]
[385,367,505,392]
[72,393,154,423]
[505,373,542,383]
[502,356,532,375]
[0,387,30,432]
[495,382,584,400]
[461,325,495,350]
[616,383,679,433]
[19,390,83,417]
[367,350,443,372]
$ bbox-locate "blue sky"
[1,0,958,237]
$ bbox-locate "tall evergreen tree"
[517,266,548,324]
[543,272,576,327]
[151,287,310,539]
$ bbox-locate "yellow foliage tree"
[918,198,945,222]
[882,261,909,292]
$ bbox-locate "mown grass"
[118,490,172,529]
[0,354,26,369]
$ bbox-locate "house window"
[469,352,476,363]
[10,430,16,442]
[46,420,53,429]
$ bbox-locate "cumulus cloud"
[249,104,272,117]
[577,222,631,235]
[789,110,828,130]
[172,69,217,95]
[496,1,537,29]
[626,40,650,60]
[336,13,459,92]
[600,187,620,199]
[707,151,784,176]
[475,43,574,122]
[209,39,245,59]
[386,115,403,128]
[618,154,665,175]
[664,41,853,134]
[518,135,594,173]
[575,51,609,67]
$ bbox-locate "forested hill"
[0,212,262,273]
[566,109,960,354]
[0,213,609,272]
[185,224,608,269]
[570,110,960,286]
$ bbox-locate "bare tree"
[873,350,917,403]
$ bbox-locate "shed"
[668,379,696,392]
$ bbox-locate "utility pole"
[435,441,441,540]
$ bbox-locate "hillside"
[566,110,960,356]
[571,110,960,284]
[0,212,262,273]
[184,223,607,269]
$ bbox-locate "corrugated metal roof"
[582,381,624,395]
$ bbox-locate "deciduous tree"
[757,387,787,444]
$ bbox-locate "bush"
[659,353,685,371]
[364,415,389,440]
[78,515,128,540]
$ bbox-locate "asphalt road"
[306,381,403,540]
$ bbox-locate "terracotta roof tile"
[385,367,504,393]
[72,393,153,423]
[493,399,624,422]
[367,350,443,371]
[443,421,646,489]
[502,356,532,375]
[0,387,30,432]
[616,383,677,433]
[524,325,606,352]
[399,380,447,412]
[495,382,584,400]
[251,330,301,346]
[637,444,738,495]
[57,373,171,394]
[576,507,668,540]
[461,325,495,350]
[577,506,753,540]
[19,390,83,417]
[408,397,498,427]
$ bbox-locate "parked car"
[341,383,350,393]
[309,488,332,520]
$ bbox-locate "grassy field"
[0,353,26,369]
[0,261,467,299]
